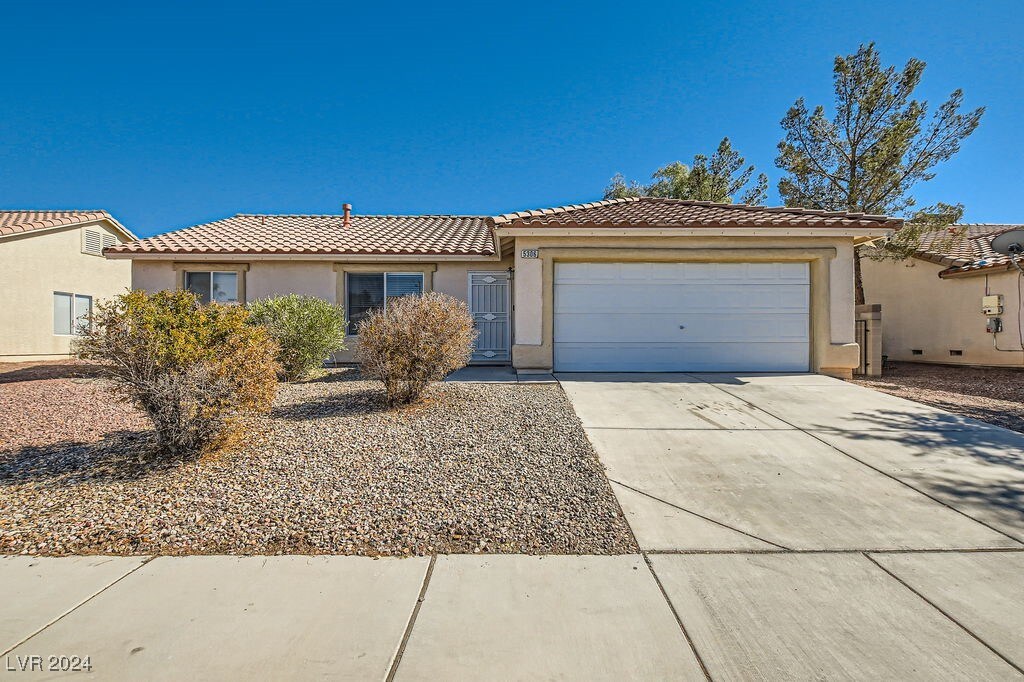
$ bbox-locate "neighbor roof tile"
[915,224,1024,275]
[0,210,115,237]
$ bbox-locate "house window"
[184,271,239,304]
[346,272,424,334]
[53,292,92,335]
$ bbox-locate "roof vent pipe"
[343,203,352,227]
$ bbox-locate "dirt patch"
[851,362,1024,434]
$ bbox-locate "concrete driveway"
[558,371,1024,678]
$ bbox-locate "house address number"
[520,249,539,259]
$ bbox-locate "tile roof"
[110,197,901,258]
[915,224,1024,276]
[0,210,117,237]
[108,214,496,257]
[493,197,903,229]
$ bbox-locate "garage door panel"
[554,342,810,373]
[555,313,809,343]
[553,262,810,372]
[555,284,808,314]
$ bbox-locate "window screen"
[211,272,238,303]
[347,274,385,334]
[73,295,92,334]
[185,272,212,304]
[53,293,72,335]
[386,273,424,300]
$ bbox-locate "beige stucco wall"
[863,258,1024,367]
[128,257,512,363]
[0,222,132,361]
[510,235,860,377]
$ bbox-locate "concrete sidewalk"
[3,551,1023,680]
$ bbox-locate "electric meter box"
[982,295,1003,316]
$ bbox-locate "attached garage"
[553,261,810,372]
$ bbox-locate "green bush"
[356,292,477,406]
[75,290,281,460]
[247,295,347,381]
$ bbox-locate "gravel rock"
[0,366,637,556]
[850,361,1024,434]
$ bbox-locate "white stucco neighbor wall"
[862,257,1024,367]
[0,222,132,361]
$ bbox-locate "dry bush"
[76,290,280,460]
[356,292,477,406]
[248,294,347,381]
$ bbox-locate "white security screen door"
[553,262,810,372]
[468,271,511,363]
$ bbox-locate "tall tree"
[775,43,984,303]
[605,137,768,205]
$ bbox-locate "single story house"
[106,198,899,378]
[0,210,136,362]
[862,224,1024,368]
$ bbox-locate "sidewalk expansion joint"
[642,552,713,682]
[862,552,1024,676]
[610,478,791,551]
[385,554,436,682]
[1,555,156,657]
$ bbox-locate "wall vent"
[911,349,923,355]
[82,229,102,255]
[949,349,963,357]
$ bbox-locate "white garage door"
[553,262,810,372]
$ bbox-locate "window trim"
[333,263,436,337]
[174,262,249,304]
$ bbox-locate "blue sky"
[2,1,1021,237]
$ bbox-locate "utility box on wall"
[982,295,1004,316]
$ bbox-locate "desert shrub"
[248,295,346,381]
[356,292,477,406]
[75,289,280,460]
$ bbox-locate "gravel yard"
[0,364,636,556]
[851,361,1024,434]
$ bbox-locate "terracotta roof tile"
[493,197,903,229]
[108,214,496,257]
[0,210,115,237]
[916,224,1024,276]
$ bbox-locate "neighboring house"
[863,224,1024,368]
[106,198,898,378]
[0,211,136,362]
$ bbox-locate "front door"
[468,271,511,363]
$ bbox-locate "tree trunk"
[853,246,866,306]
